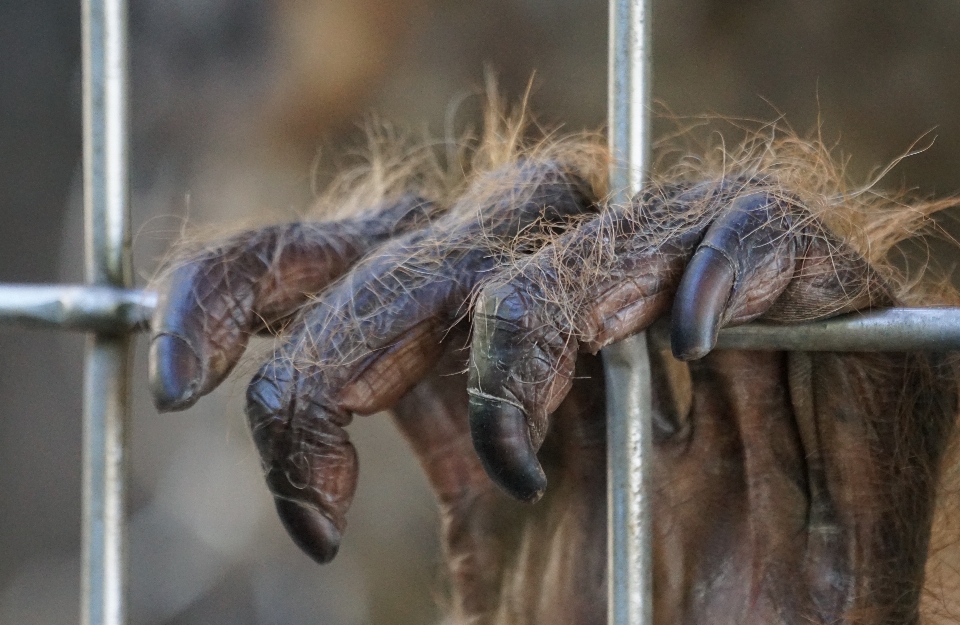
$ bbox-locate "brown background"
[1,1,959,623]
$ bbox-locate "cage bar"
[1,287,958,353]
[80,0,132,623]
[0,284,151,332]
[605,1,654,624]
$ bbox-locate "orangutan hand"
[148,155,955,625]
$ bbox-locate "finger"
[150,195,433,412]
[246,360,358,564]
[467,179,731,499]
[667,186,894,361]
[468,280,569,502]
[671,192,799,359]
[246,159,598,561]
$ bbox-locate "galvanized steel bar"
[0,284,960,354]
[608,0,652,196]
[81,0,132,623]
[2,279,960,353]
[641,308,960,352]
[605,0,654,624]
[0,284,152,332]
[1,285,958,354]
[715,307,960,351]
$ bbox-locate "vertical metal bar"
[81,0,131,623]
[608,0,652,197]
[605,1,653,625]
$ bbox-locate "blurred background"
[1,0,959,623]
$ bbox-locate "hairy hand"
[148,141,956,625]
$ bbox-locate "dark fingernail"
[149,334,203,412]
[469,393,546,503]
[671,247,736,361]
[274,498,341,564]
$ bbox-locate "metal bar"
[607,0,652,196]
[0,284,152,332]
[1,284,959,352]
[647,308,960,352]
[605,0,654,624]
[81,0,132,622]
[715,308,960,351]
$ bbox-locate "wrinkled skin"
[150,159,957,625]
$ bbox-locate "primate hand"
[149,126,957,625]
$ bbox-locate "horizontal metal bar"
[648,307,960,352]
[0,283,958,352]
[717,308,960,351]
[0,284,153,333]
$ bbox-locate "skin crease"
[149,157,958,624]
